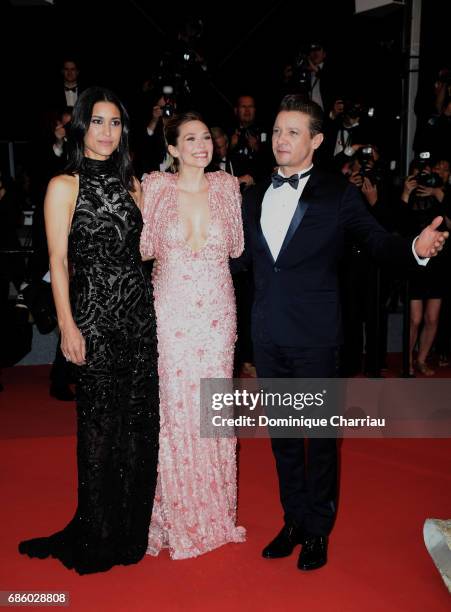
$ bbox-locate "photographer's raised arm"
[146,104,163,135]
[44,175,86,365]
[401,175,418,204]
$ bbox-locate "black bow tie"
[65,86,77,92]
[271,169,312,190]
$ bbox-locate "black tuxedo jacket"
[236,167,416,348]
[46,83,86,112]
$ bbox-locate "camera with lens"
[161,85,175,118]
[414,151,441,188]
[293,51,311,87]
[356,146,383,184]
[357,146,373,176]
[235,126,259,159]
[416,171,442,188]
[179,47,196,65]
[162,102,174,117]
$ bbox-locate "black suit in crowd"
[50,82,86,112]
[133,122,168,178]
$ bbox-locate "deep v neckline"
[175,173,212,255]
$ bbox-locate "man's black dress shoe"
[50,383,75,402]
[297,535,328,571]
[262,523,304,559]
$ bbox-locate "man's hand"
[230,130,240,149]
[401,175,417,203]
[308,58,320,73]
[147,104,163,133]
[416,185,445,202]
[54,122,66,144]
[238,174,255,187]
[348,170,363,188]
[361,177,378,206]
[152,104,163,121]
[330,99,344,120]
[415,216,449,258]
[247,133,259,151]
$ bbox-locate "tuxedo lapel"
[275,167,320,262]
[253,178,274,263]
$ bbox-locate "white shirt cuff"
[412,236,430,266]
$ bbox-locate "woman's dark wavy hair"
[64,86,135,190]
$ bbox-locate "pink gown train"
[140,170,246,559]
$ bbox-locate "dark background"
[0,0,450,140]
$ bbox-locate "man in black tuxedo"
[50,58,83,111]
[237,95,448,571]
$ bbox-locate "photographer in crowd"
[279,42,338,116]
[229,95,270,188]
[320,98,377,172]
[134,87,178,177]
[415,66,451,140]
[339,145,396,376]
[416,96,451,164]
[400,154,451,375]
[210,127,234,175]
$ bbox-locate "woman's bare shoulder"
[46,173,79,200]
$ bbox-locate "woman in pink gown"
[140,111,246,559]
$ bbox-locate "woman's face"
[170,120,213,169]
[84,101,122,160]
[433,160,450,184]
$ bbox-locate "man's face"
[272,111,323,172]
[433,160,450,184]
[213,134,228,158]
[308,47,326,66]
[63,61,79,84]
[236,96,256,127]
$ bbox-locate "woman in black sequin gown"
[18,87,159,574]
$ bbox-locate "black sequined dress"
[19,157,159,574]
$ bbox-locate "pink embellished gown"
[140,170,246,559]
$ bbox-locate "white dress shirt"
[65,87,78,107]
[260,166,429,266]
[333,121,359,157]
[261,166,313,261]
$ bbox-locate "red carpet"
[0,364,450,611]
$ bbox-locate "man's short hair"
[211,126,229,144]
[278,95,324,137]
